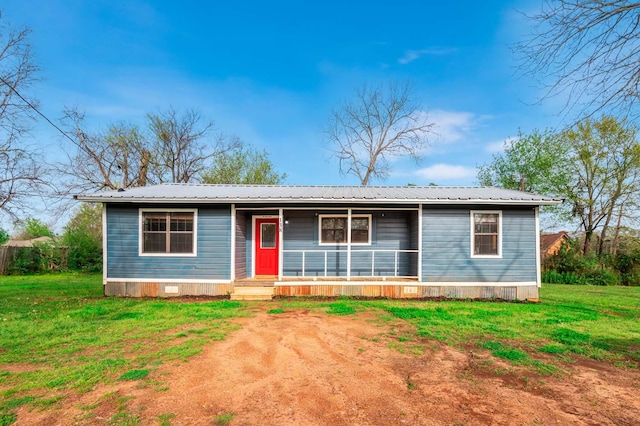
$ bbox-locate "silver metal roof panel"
[74,184,563,205]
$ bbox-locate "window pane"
[351,229,368,243]
[321,228,346,243]
[351,218,368,230]
[261,223,276,248]
[474,214,497,234]
[144,215,166,232]
[475,235,498,255]
[144,233,166,252]
[321,218,335,229]
[321,229,334,243]
[170,233,193,253]
[170,213,193,232]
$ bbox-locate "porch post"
[418,204,423,282]
[102,203,108,290]
[278,208,284,281]
[230,204,236,282]
[347,208,352,281]
[535,207,541,288]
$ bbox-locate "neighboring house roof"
[540,231,569,258]
[75,184,563,205]
[2,236,53,247]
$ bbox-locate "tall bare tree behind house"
[325,81,434,186]
[518,1,640,119]
[0,14,44,219]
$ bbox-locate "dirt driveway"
[19,306,640,425]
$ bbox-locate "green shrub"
[63,229,102,272]
[583,268,619,286]
[542,270,586,285]
[621,273,640,286]
[7,247,46,275]
[0,228,9,245]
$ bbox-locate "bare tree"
[324,82,434,185]
[60,106,242,192]
[0,14,43,219]
[147,107,240,184]
[59,107,149,192]
[518,1,640,119]
[0,137,43,218]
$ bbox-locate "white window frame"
[318,214,372,246]
[470,210,502,259]
[139,208,198,257]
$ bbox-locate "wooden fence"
[0,246,18,275]
[0,246,70,275]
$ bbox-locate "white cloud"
[427,109,477,144]
[485,136,516,153]
[415,164,476,181]
[398,48,458,64]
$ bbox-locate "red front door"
[255,218,279,276]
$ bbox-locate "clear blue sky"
[4,0,561,187]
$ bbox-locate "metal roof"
[74,184,563,205]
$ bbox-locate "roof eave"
[75,196,563,206]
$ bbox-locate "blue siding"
[235,211,247,279]
[281,210,415,277]
[106,204,231,280]
[421,207,537,282]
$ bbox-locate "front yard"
[0,274,638,424]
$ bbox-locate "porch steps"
[230,286,275,301]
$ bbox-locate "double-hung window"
[319,214,371,245]
[140,209,197,256]
[471,211,501,258]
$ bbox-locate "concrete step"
[230,286,274,301]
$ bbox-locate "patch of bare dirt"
[15,307,640,425]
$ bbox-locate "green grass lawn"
[0,273,245,423]
[0,274,639,424]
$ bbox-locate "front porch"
[230,276,421,300]
[233,206,422,283]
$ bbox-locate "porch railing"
[282,249,419,278]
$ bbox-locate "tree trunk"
[583,230,593,256]
[612,204,624,257]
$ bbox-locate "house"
[540,231,570,260]
[75,184,562,301]
[1,236,54,247]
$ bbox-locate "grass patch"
[118,369,149,381]
[551,328,590,345]
[267,308,284,314]
[0,396,35,411]
[214,412,234,425]
[482,341,529,362]
[326,303,355,316]
[0,412,17,426]
[538,344,567,354]
[157,413,175,426]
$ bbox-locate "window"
[260,223,276,248]
[140,210,197,256]
[471,211,501,258]
[319,214,371,245]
